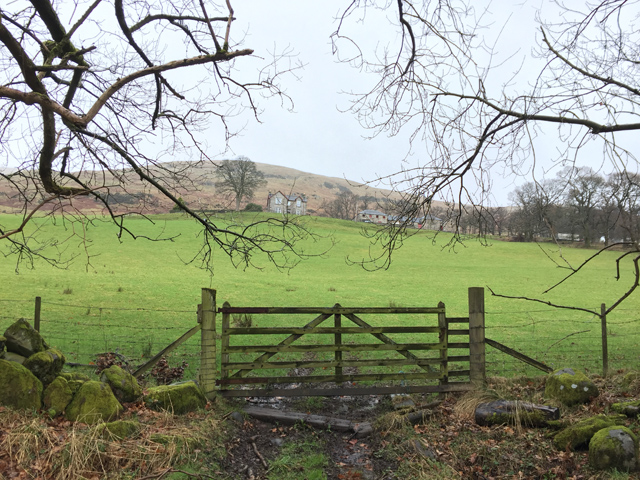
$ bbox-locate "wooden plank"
[468,287,486,385]
[199,288,217,399]
[218,306,445,315]
[344,313,437,374]
[448,329,470,336]
[132,324,201,378]
[446,317,470,324]
[223,343,445,354]
[448,370,471,377]
[448,342,470,349]
[221,301,230,381]
[223,357,444,370]
[243,406,369,434]
[335,309,342,382]
[438,301,448,386]
[228,313,331,378]
[218,371,443,385]
[486,338,553,373]
[218,382,476,398]
[448,355,471,363]
[225,326,441,335]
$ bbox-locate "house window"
[275,197,282,205]
[296,209,301,215]
[296,199,301,207]
[287,201,291,206]
[276,207,282,213]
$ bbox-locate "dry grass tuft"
[452,388,501,420]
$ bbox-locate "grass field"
[1,212,639,381]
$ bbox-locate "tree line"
[460,168,640,248]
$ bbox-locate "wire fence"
[2,296,639,384]
[0,297,202,381]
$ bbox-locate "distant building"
[267,191,307,215]
[355,209,388,224]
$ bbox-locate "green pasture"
[1,212,639,382]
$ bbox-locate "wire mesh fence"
[2,296,639,384]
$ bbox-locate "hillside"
[0,161,405,215]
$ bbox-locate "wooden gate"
[200,288,486,398]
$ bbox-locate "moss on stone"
[23,348,66,386]
[589,426,638,472]
[100,365,142,403]
[3,318,48,357]
[554,414,627,451]
[65,380,123,424]
[621,371,640,388]
[144,381,207,415]
[59,371,91,382]
[544,367,599,406]
[96,420,141,439]
[0,358,43,410]
[43,376,74,416]
[612,400,640,417]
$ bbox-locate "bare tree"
[214,157,267,212]
[320,190,361,220]
[565,167,604,247]
[0,0,319,270]
[335,0,640,313]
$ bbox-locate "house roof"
[268,191,307,202]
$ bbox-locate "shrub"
[244,203,263,212]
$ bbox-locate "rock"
[230,411,245,423]
[59,372,91,382]
[144,381,207,415]
[413,439,437,461]
[0,335,5,358]
[612,400,640,417]
[23,348,66,386]
[100,365,142,403]
[554,414,627,451]
[67,379,86,395]
[3,319,48,357]
[621,371,640,388]
[0,359,43,410]
[3,351,26,364]
[43,376,74,417]
[475,400,560,427]
[544,367,599,406]
[65,380,123,424]
[391,394,415,410]
[96,420,141,439]
[589,426,638,472]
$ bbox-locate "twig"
[249,435,268,468]
[545,330,591,354]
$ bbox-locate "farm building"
[355,209,388,224]
[266,191,307,215]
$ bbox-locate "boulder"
[144,381,207,414]
[621,371,640,388]
[612,400,640,417]
[544,367,599,406]
[0,335,5,358]
[43,376,74,416]
[3,351,26,364]
[554,414,627,451]
[475,400,560,427]
[589,426,638,472]
[100,365,142,403]
[23,348,66,386]
[65,380,123,424]
[3,319,48,357]
[0,358,43,410]
[96,420,141,439]
[59,372,91,382]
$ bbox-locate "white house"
[266,191,307,215]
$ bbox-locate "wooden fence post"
[200,288,217,400]
[438,301,448,386]
[468,287,486,386]
[34,296,41,332]
[601,303,608,377]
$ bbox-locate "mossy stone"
[43,376,74,416]
[622,371,640,388]
[100,365,142,403]
[96,420,141,439]
[554,414,627,451]
[0,335,5,358]
[589,426,638,472]
[612,400,640,417]
[65,380,123,424]
[59,372,91,382]
[0,358,43,410]
[544,367,599,406]
[23,348,66,386]
[144,381,207,415]
[3,319,48,357]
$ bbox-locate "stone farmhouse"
[355,209,388,224]
[266,191,307,215]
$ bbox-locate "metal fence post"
[200,288,217,400]
[468,287,486,386]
